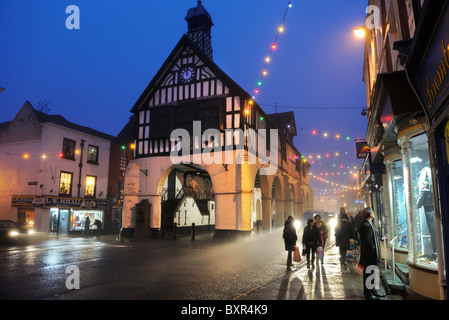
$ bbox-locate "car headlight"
[9,230,19,237]
[329,218,337,229]
[294,220,301,229]
[28,229,35,235]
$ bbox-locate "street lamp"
[353,26,368,39]
[0,87,5,93]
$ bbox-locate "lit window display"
[70,210,103,232]
[392,160,408,249]
[409,133,437,268]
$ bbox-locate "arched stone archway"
[272,175,284,227]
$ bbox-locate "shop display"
[409,134,438,268]
[392,160,408,249]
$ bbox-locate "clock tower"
[185,0,214,60]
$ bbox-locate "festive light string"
[312,175,358,191]
[259,104,363,111]
[252,1,293,99]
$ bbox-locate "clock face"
[180,66,195,83]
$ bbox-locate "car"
[0,220,35,243]
[297,210,337,230]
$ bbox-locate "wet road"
[0,228,313,300]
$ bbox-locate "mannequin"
[417,163,437,259]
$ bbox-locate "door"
[59,209,69,235]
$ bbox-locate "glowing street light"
[354,26,367,39]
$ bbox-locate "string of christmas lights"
[312,174,358,191]
[252,1,293,99]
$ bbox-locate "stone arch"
[272,175,284,226]
[253,168,272,230]
[158,163,215,237]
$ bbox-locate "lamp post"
[0,87,5,93]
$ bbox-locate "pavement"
[2,230,405,301]
[236,244,404,301]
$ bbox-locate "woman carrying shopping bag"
[314,214,328,264]
[283,216,298,269]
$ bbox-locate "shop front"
[44,197,108,236]
[11,195,36,230]
[406,0,449,300]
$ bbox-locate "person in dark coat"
[359,208,385,300]
[335,207,354,266]
[83,216,90,237]
[92,219,102,237]
[302,219,320,269]
[283,216,298,269]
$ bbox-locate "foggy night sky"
[0,0,369,191]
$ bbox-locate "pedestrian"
[83,216,90,237]
[315,214,329,265]
[283,216,298,269]
[354,209,364,241]
[335,207,354,266]
[92,219,102,237]
[302,219,320,269]
[359,207,385,300]
[314,215,329,247]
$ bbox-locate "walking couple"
[283,215,328,270]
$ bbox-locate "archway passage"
[160,164,215,238]
[252,170,272,232]
[272,175,284,227]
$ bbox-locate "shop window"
[409,133,437,268]
[392,160,408,249]
[62,138,76,160]
[59,171,73,196]
[17,209,35,229]
[70,210,103,232]
[87,145,99,164]
[85,175,97,198]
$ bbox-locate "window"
[87,145,99,164]
[391,160,408,249]
[408,133,437,268]
[62,138,76,160]
[85,176,97,198]
[59,171,73,196]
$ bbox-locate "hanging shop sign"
[416,4,449,114]
[356,141,371,159]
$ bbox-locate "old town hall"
[122,1,313,238]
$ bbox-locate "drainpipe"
[77,139,85,198]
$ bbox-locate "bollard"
[192,223,195,241]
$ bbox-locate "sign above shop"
[416,4,449,114]
[43,197,108,209]
[11,195,35,206]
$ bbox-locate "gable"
[0,101,43,144]
[131,35,247,113]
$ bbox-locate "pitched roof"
[130,34,252,113]
[7,101,117,142]
[267,111,297,136]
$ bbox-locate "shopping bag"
[354,261,364,276]
[316,246,324,260]
[293,245,301,262]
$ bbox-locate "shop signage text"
[11,195,35,206]
[417,5,449,113]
